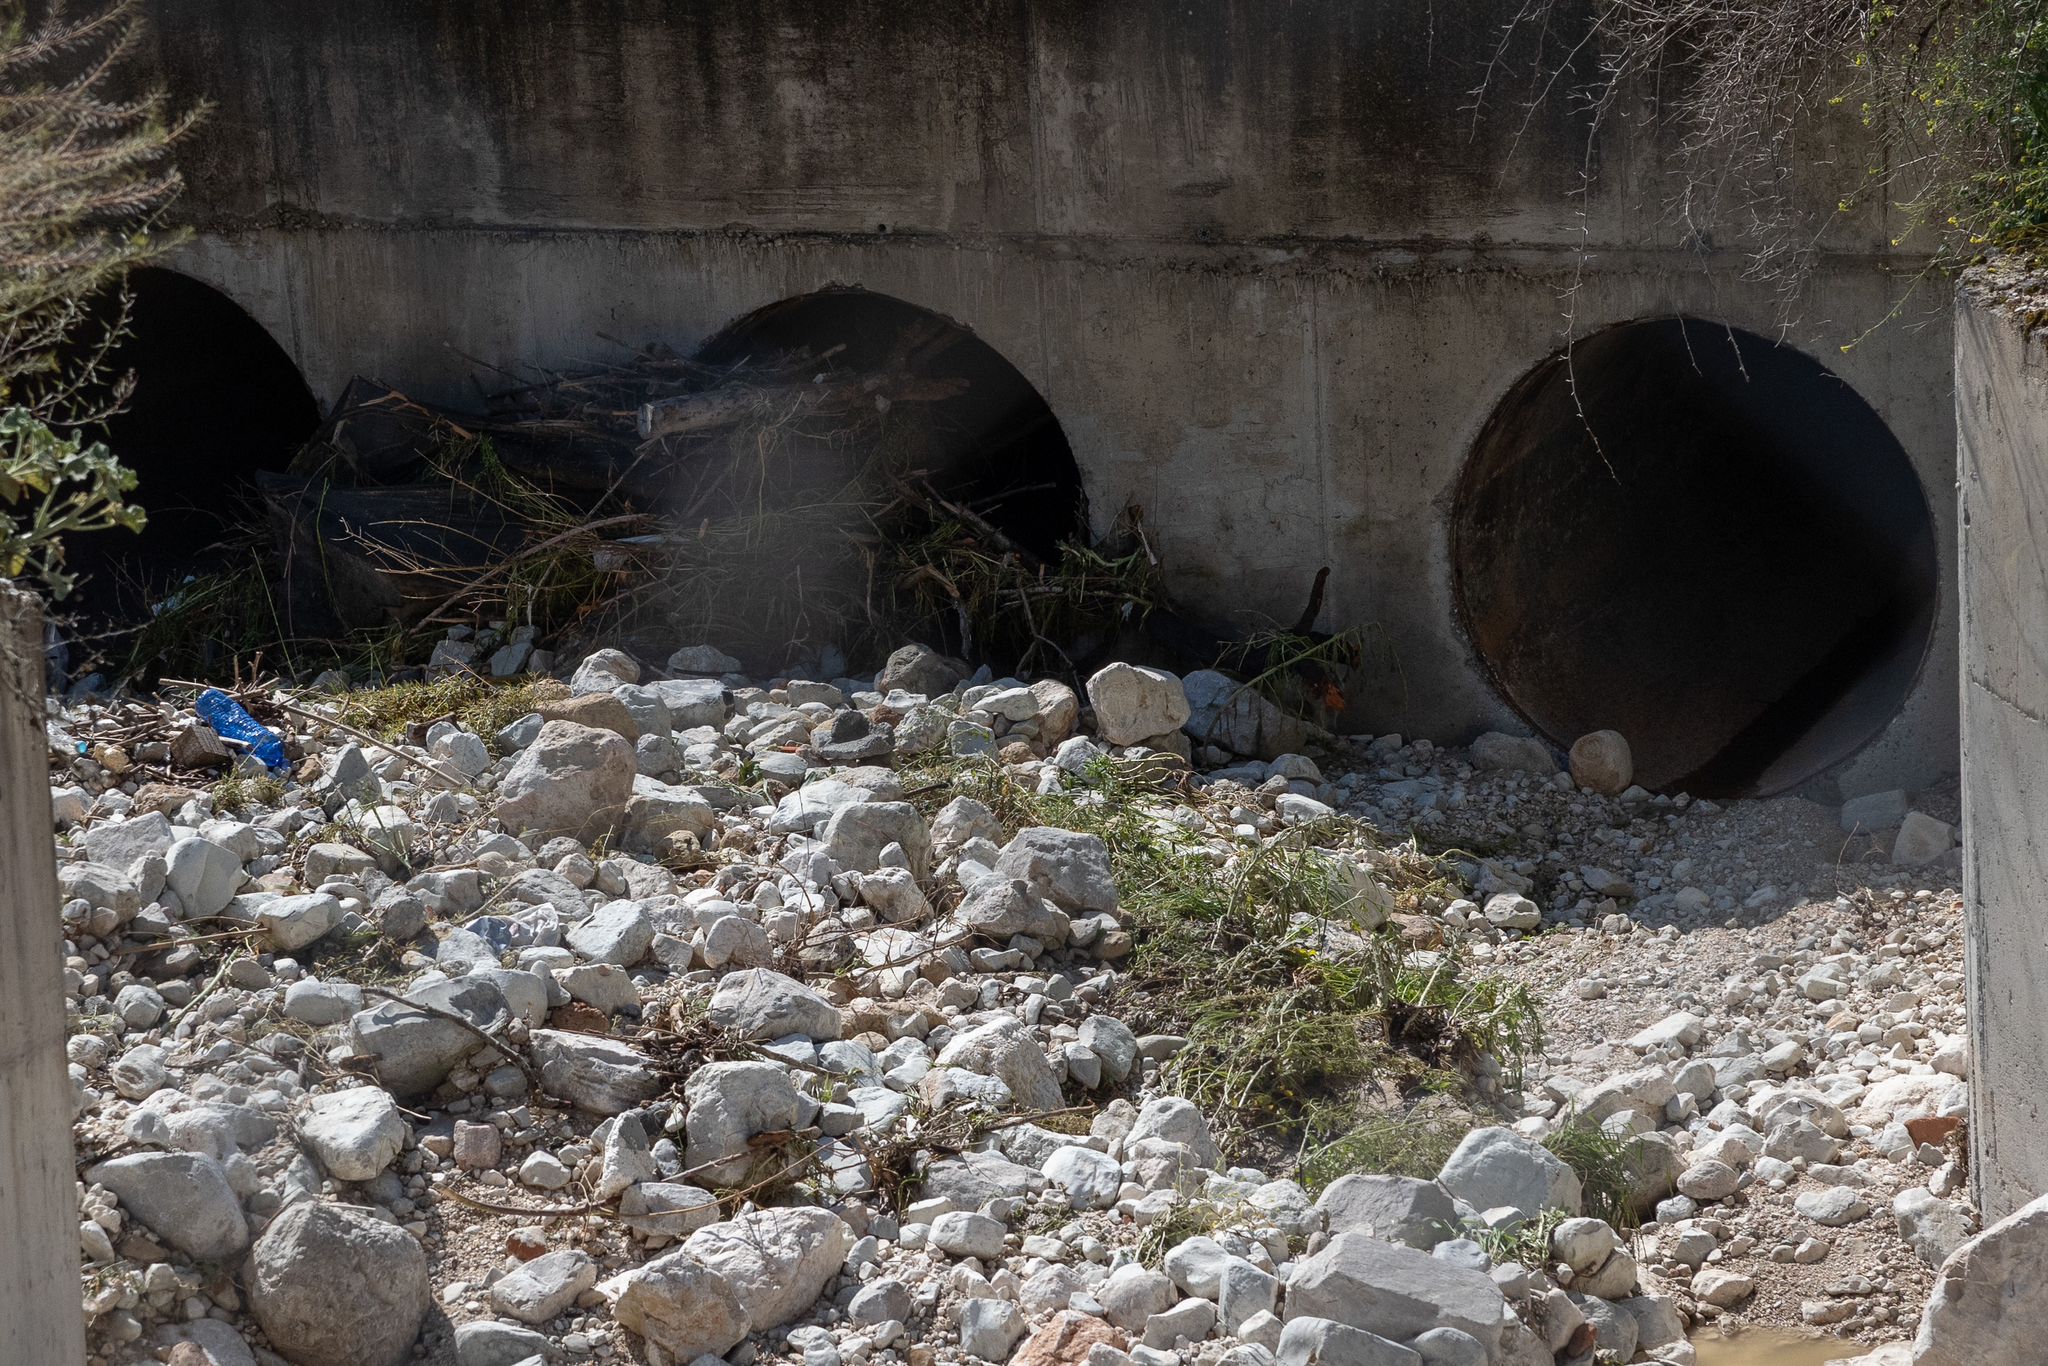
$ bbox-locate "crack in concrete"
[1965,673,2048,730]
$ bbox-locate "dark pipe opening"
[1450,318,1938,798]
[60,268,318,612]
[696,289,1085,561]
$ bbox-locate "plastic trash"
[193,689,288,772]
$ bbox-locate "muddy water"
[1690,1328,1864,1365]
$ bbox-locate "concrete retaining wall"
[141,0,1960,795]
[0,587,89,1364]
[1958,280,2048,1219]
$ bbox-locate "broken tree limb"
[633,386,758,440]
[636,373,969,441]
[902,474,1046,572]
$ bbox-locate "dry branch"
[637,373,968,441]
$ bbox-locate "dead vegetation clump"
[330,673,567,747]
[0,0,199,413]
[1478,0,2048,321]
[106,325,1181,692]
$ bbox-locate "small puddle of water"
[1690,1328,1864,1366]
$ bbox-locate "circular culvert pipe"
[1450,318,1938,798]
[698,288,1086,560]
[59,268,318,611]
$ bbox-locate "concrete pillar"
[0,584,83,1362]
[1958,283,2048,1220]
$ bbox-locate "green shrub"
[0,406,142,598]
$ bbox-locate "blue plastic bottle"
[194,689,288,771]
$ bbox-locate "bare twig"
[357,983,539,1093]
[437,1184,614,1218]
[268,693,474,791]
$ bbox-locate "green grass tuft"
[1544,1121,1645,1232]
[211,773,284,814]
[906,754,1545,1158]
[1295,1108,1476,1189]
[1466,1205,1571,1270]
[1136,1197,1234,1268]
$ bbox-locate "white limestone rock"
[301,1086,407,1182]
[683,1060,801,1186]
[706,967,842,1040]
[246,1201,430,1366]
[1914,1192,2048,1366]
[85,1151,248,1262]
[1086,663,1191,747]
[492,720,635,842]
[680,1206,855,1331]
[1436,1126,1582,1222]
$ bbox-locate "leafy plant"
[1136,1197,1237,1267]
[115,553,281,676]
[1862,0,2048,257]
[210,772,284,814]
[1217,624,1374,715]
[1295,1107,1476,1189]
[0,405,142,597]
[1465,1206,1571,1269]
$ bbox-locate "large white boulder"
[680,1206,854,1331]
[1895,1189,1974,1268]
[1126,1096,1222,1170]
[492,720,635,841]
[1086,663,1191,746]
[530,1029,662,1114]
[820,800,931,878]
[85,1152,248,1262]
[246,1201,430,1366]
[1315,1175,1459,1251]
[165,836,243,917]
[610,1251,752,1359]
[347,977,511,1099]
[1913,1192,2048,1365]
[491,1249,596,1324]
[993,827,1118,914]
[954,878,1072,946]
[1284,1233,1505,1355]
[1436,1126,1582,1222]
[706,968,842,1041]
[301,1087,407,1182]
[933,1015,1063,1112]
[683,1060,802,1186]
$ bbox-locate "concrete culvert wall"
[1451,318,1940,798]
[63,268,319,609]
[697,289,1086,561]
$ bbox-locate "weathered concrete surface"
[142,0,1957,795]
[1958,280,2048,1220]
[0,587,90,1364]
